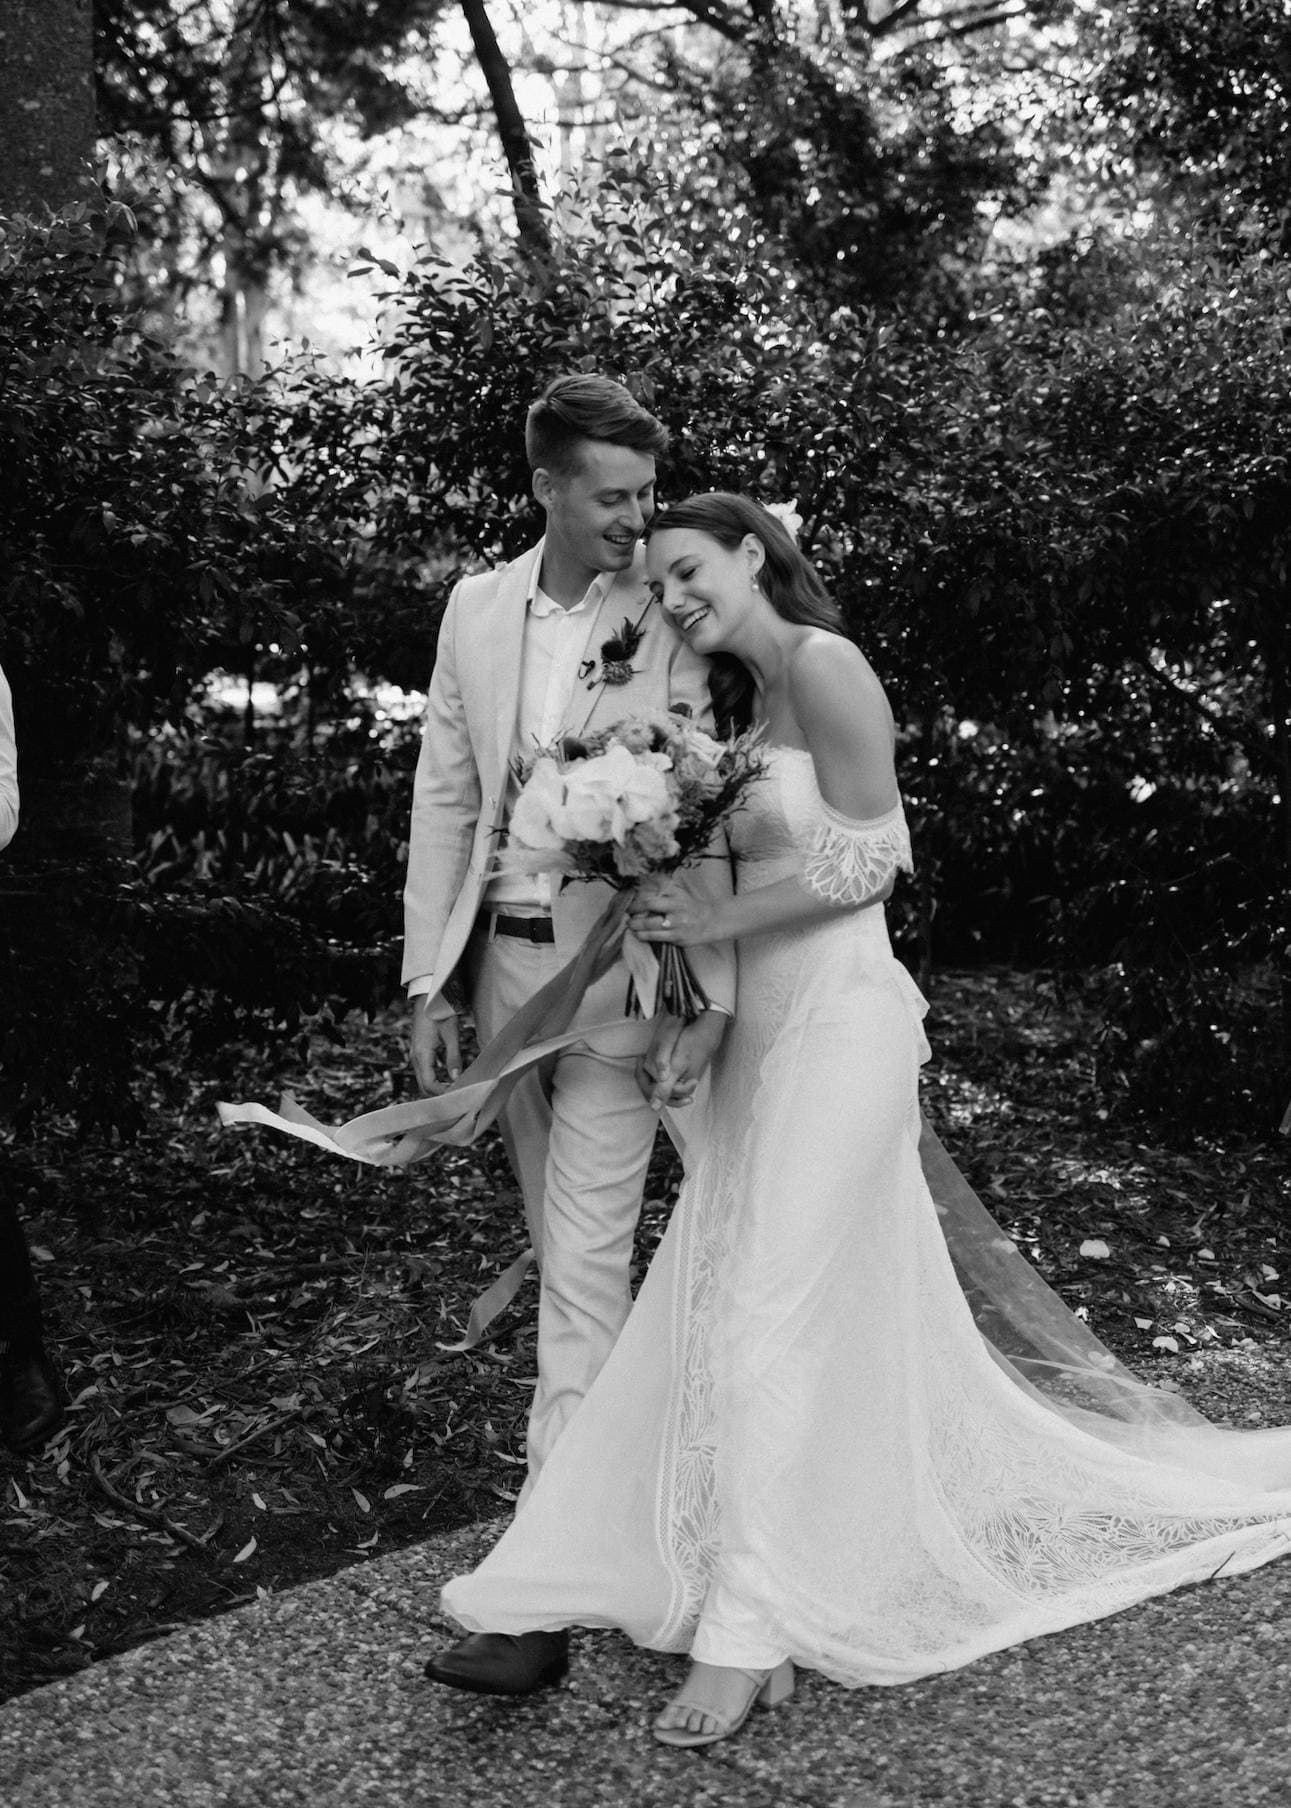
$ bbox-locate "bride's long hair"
[645,491,845,734]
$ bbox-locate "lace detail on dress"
[802,799,913,905]
[655,1130,729,1649]
[656,751,918,1652]
[926,1317,1289,1609]
[440,738,1291,1685]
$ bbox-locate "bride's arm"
[632,639,910,947]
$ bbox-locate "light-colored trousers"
[465,921,659,1491]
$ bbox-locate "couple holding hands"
[406,375,1291,1748]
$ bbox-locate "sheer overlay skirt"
[441,904,1291,1686]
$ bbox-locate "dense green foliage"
[5,3,1291,1135]
[1097,0,1291,234]
[337,166,1291,1127]
[0,200,389,1129]
[658,24,1038,322]
[94,0,456,360]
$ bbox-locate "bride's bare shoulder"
[786,632,897,816]
[787,630,888,720]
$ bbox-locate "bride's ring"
[660,915,671,929]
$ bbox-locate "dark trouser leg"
[0,1161,63,1452]
[0,1188,45,1358]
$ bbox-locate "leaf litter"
[2,974,1288,1703]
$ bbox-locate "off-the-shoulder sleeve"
[802,799,913,904]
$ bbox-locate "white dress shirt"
[407,556,613,1001]
[483,565,614,914]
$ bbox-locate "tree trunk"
[0,0,127,874]
[0,0,140,1133]
[460,0,553,262]
[0,0,94,216]
[214,7,272,377]
[219,249,270,377]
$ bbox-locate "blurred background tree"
[1,0,1288,1135]
[0,0,95,217]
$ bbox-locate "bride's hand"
[637,1008,728,1110]
[628,878,710,948]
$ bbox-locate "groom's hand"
[637,1008,728,1111]
[411,1000,462,1094]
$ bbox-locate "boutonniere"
[579,596,653,689]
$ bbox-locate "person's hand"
[627,876,716,950]
[410,1000,461,1095]
[637,1008,729,1111]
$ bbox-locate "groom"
[406,374,735,1695]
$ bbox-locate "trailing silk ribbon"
[218,922,692,1346]
[221,932,1195,1436]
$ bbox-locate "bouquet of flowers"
[502,708,765,1019]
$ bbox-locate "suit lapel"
[568,566,656,737]
[490,545,541,780]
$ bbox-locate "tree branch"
[901,0,1031,39]
[1134,654,1274,778]
[869,0,934,37]
[90,1456,219,1555]
[589,0,750,43]
[460,0,552,261]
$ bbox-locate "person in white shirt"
[409,376,736,1697]
[0,660,65,1454]
[0,662,18,852]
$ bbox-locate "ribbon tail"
[621,930,659,1019]
[437,1246,536,1352]
[218,916,666,1168]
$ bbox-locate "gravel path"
[4,1346,1291,1808]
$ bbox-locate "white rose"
[508,758,567,853]
[595,743,673,842]
[551,750,624,843]
[616,758,672,828]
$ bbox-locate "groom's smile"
[534,439,658,600]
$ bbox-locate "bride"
[435,492,1291,1748]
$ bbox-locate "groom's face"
[536,439,657,580]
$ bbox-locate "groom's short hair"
[525,374,669,478]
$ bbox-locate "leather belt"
[485,911,555,944]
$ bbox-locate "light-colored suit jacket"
[402,542,737,1016]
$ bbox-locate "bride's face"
[646,527,764,655]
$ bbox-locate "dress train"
[439,751,1291,1684]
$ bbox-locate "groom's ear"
[532,467,556,514]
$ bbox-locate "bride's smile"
[647,525,779,668]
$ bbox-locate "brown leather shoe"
[0,1347,65,1454]
[423,1629,569,1695]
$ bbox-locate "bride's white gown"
[441,748,1291,1684]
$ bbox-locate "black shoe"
[0,1347,65,1454]
[424,1629,569,1696]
